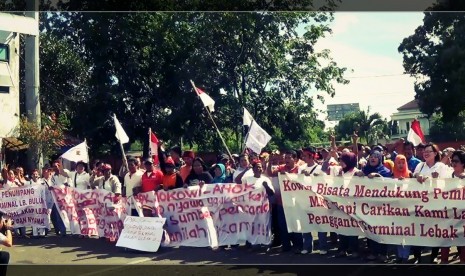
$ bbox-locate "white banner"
[280,173,465,247]
[116,216,166,252]
[0,186,50,228]
[133,183,272,247]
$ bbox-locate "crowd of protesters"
[1,134,465,264]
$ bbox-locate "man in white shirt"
[234,154,254,184]
[90,164,122,201]
[124,159,143,216]
[298,147,323,176]
[59,161,90,190]
[50,161,68,237]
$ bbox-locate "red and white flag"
[149,129,159,165]
[190,80,215,112]
[407,119,425,146]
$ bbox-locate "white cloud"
[309,13,424,128]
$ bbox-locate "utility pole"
[25,0,42,170]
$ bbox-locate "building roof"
[3,134,81,152]
[397,99,419,111]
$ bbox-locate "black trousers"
[0,251,9,276]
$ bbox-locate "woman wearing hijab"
[212,163,227,184]
[184,157,213,187]
[356,150,392,262]
[392,154,413,263]
[335,152,361,258]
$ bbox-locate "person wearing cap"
[124,158,144,216]
[141,158,164,192]
[161,157,183,190]
[90,164,122,200]
[179,151,195,182]
[58,159,90,190]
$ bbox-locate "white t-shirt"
[124,170,143,198]
[413,161,451,178]
[298,163,323,175]
[242,175,274,192]
[3,179,22,189]
[51,174,69,187]
[66,170,90,190]
[0,232,6,242]
[28,179,43,186]
[329,166,360,177]
[233,167,254,183]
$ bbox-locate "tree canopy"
[4,1,350,156]
[398,8,465,122]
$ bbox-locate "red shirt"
[141,170,164,192]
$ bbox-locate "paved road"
[3,233,461,276]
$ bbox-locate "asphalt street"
[2,233,462,276]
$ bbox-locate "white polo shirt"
[233,167,254,183]
[51,174,69,188]
[124,170,143,198]
[298,163,323,175]
[66,170,90,190]
[242,174,274,192]
[413,161,451,178]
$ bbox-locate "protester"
[0,212,13,276]
[14,167,28,185]
[1,169,21,189]
[267,150,302,253]
[59,160,90,190]
[233,154,254,184]
[169,146,185,170]
[356,150,392,262]
[161,157,183,190]
[38,165,54,238]
[124,158,143,216]
[214,154,235,182]
[212,163,227,184]
[416,143,426,161]
[140,158,164,192]
[185,157,213,187]
[413,143,451,263]
[440,150,465,264]
[48,161,70,237]
[392,154,413,263]
[179,150,195,182]
[90,164,122,202]
[299,147,327,255]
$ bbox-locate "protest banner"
[279,173,465,247]
[0,186,50,228]
[116,216,166,252]
[133,183,272,247]
[52,187,129,239]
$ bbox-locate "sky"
[305,12,425,128]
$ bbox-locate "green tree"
[429,112,465,142]
[398,8,465,122]
[334,108,387,145]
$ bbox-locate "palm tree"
[352,107,387,145]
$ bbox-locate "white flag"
[245,121,272,154]
[114,114,130,144]
[191,80,215,112]
[243,107,254,126]
[60,141,89,163]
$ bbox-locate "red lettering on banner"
[420,224,458,238]
[309,195,330,208]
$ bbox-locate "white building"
[390,99,430,140]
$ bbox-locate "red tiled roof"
[3,134,81,151]
[397,99,419,111]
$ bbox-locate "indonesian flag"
[114,114,130,144]
[190,80,215,112]
[245,120,272,154]
[407,119,426,146]
[243,107,254,126]
[61,141,89,163]
[149,130,160,165]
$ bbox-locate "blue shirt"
[407,156,421,173]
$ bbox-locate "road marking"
[77,249,178,276]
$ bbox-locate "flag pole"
[242,119,254,154]
[84,138,91,173]
[190,80,234,162]
[113,114,128,172]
